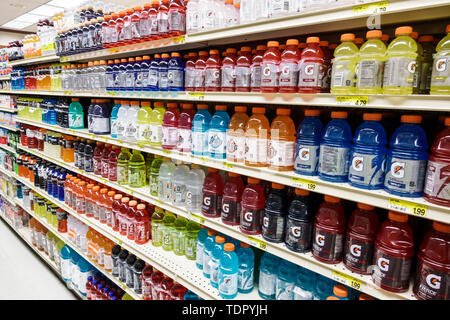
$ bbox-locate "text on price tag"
[353,1,389,14]
[247,236,267,251]
[190,213,205,224]
[223,162,234,169]
[188,92,205,100]
[332,270,362,290]
[336,95,369,106]
[291,177,317,191]
[388,198,427,217]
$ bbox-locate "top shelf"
[8,55,60,67]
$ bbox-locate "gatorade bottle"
[158,159,176,201]
[148,53,160,91]
[128,149,146,188]
[413,221,450,300]
[318,111,352,182]
[275,259,297,300]
[330,33,358,94]
[279,39,301,93]
[262,183,287,243]
[258,252,279,300]
[93,142,104,176]
[285,189,315,253]
[202,168,223,218]
[372,211,414,293]
[261,41,281,92]
[110,100,121,138]
[117,148,132,185]
[136,101,152,147]
[411,31,423,94]
[116,100,130,140]
[162,103,179,150]
[101,144,112,178]
[210,235,226,288]
[149,101,166,147]
[235,46,252,92]
[161,214,176,251]
[383,26,418,95]
[208,105,230,159]
[191,104,211,156]
[186,164,206,213]
[384,115,428,197]
[108,146,119,182]
[312,195,346,264]
[194,51,208,91]
[240,178,266,235]
[196,227,208,269]
[268,108,296,171]
[158,53,170,91]
[111,194,123,232]
[203,229,218,278]
[221,48,237,92]
[293,266,316,300]
[171,162,189,205]
[250,45,267,92]
[356,30,386,94]
[149,156,163,197]
[69,98,84,129]
[184,52,198,91]
[319,40,332,93]
[298,37,324,93]
[343,203,380,274]
[218,243,239,299]
[424,117,450,206]
[245,107,270,167]
[221,172,244,226]
[294,109,323,176]
[430,25,450,95]
[205,50,222,91]
[177,103,195,153]
[151,207,164,247]
[167,52,184,91]
[226,106,249,163]
[348,113,388,190]
[418,35,435,94]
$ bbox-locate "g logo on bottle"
[304,64,315,76]
[377,257,390,272]
[222,203,229,214]
[203,196,211,206]
[391,162,405,178]
[407,61,416,74]
[291,226,301,238]
[352,157,364,172]
[350,244,362,257]
[315,234,325,246]
[425,274,441,290]
[244,210,253,222]
[436,58,447,72]
[299,148,310,161]
[263,216,269,228]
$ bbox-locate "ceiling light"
[14,13,45,24]
[46,0,87,9]
[1,20,34,30]
[29,5,65,17]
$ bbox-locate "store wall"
[0,30,26,46]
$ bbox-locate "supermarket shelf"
[0,75,10,81]
[15,119,450,225]
[1,89,450,111]
[0,143,16,154]
[0,106,17,113]
[13,145,419,300]
[0,123,19,131]
[8,55,60,67]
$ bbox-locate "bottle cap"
[359,294,375,300]
[215,105,227,111]
[171,52,180,57]
[241,46,251,52]
[319,40,329,47]
[78,181,86,186]
[326,296,340,300]
[208,230,218,236]
[306,36,320,43]
[433,221,450,234]
[134,6,143,11]
[167,102,178,108]
[182,103,194,109]
[161,53,170,58]
[152,0,160,5]
[209,49,219,55]
[72,98,79,102]
[395,26,413,36]
[304,109,320,117]
[154,102,164,108]
[286,39,299,46]
[299,43,307,49]
[188,52,197,57]
[418,35,434,43]
[228,172,240,177]
[197,104,208,109]
[331,111,348,119]
[154,53,161,58]
[224,243,235,252]
[141,101,151,107]
[107,191,116,197]
[92,186,100,191]
[445,117,450,127]
[208,167,218,173]
[121,197,130,203]
[324,195,340,203]
[100,188,108,194]
[446,24,450,34]
[410,32,419,40]
[143,55,150,60]
[333,285,348,298]
[248,177,260,184]
[363,113,382,121]
[401,115,421,124]
[276,108,291,116]
[295,188,309,196]
[357,203,374,211]
[198,51,208,56]
[235,106,247,112]
[129,200,137,206]
[340,33,355,42]
[130,100,140,106]
[366,30,382,39]
[226,48,236,54]
[271,182,285,190]
[114,194,123,200]
[267,41,279,47]
[135,57,142,62]
[252,107,265,114]
[137,204,146,210]
[388,211,408,223]
[215,236,226,243]
[256,45,267,51]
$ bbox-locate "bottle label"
[431,55,450,87]
[414,260,449,300]
[162,126,178,147]
[202,194,222,216]
[276,279,295,300]
[205,68,221,88]
[221,66,236,88]
[268,140,295,167]
[92,116,110,134]
[384,157,427,194]
[262,212,285,242]
[294,144,320,174]
[259,271,275,296]
[196,242,204,267]
[226,133,245,161]
[331,59,356,88]
[177,128,192,151]
[240,208,264,233]
[185,68,196,88]
[372,250,412,290]
[158,12,169,33]
[125,122,138,139]
[76,196,85,213]
[298,61,324,88]
[285,219,313,252]
[219,272,238,296]
[148,69,159,87]
[221,200,241,224]
[169,11,186,32]
[129,166,146,187]
[168,69,184,88]
[117,164,128,184]
[238,266,254,291]
[236,66,251,88]
[245,137,268,164]
[69,112,83,128]
[172,183,186,204]
[424,160,450,201]
[250,65,262,88]
[349,152,386,188]
[149,124,163,144]
[312,229,344,261]
[110,118,118,136]
[192,131,208,154]
[209,258,220,284]
[137,123,152,143]
[318,145,350,177]
[159,70,168,89]
[261,63,280,87]
[357,60,384,88]
[208,130,226,156]
[293,285,314,300]
[125,72,135,88]
[194,68,205,88]
[279,62,299,87]
[383,56,417,88]
[344,237,375,273]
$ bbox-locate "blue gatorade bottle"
[133,57,143,92]
[158,53,170,92]
[192,104,211,157]
[314,274,336,300]
[203,229,218,278]
[318,111,352,182]
[275,259,297,300]
[117,58,128,92]
[125,58,136,93]
[148,53,161,91]
[196,226,208,270]
[384,115,428,197]
[111,59,121,91]
[237,242,255,294]
[208,105,230,159]
[294,109,323,176]
[105,60,114,91]
[139,56,151,95]
[258,252,280,300]
[349,113,388,189]
[110,100,121,138]
[210,235,226,288]
[218,243,239,299]
[168,52,185,91]
[293,266,316,300]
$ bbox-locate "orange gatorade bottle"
[226,106,250,163]
[268,108,296,171]
[245,107,270,167]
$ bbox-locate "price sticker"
[200,157,209,164]
[109,48,119,53]
[64,91,72,95]
[163,150,172,155]
[156,200,163,205]
[189,213,205,224]
[108,91,117,96]
[291,177,317,191]
[126,188,135,196]
[247,236,267,251]
[388,198,427,217]
[222,162,234,169]
[331,270,362,290]
[353,1,389,14]
[60,57,69,62]
[173,35,186,43]
[336,95,369,106]
[113,236,123,245]
[188,92,205,100]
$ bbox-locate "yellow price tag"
[336,95,369,106]
[223,162,234,169]
[190,213,205,224]
[353,1,389,14]
[332,270,362,290]
[108,91,116,96]
[388,198,427,217]
[163,150,172,155]
[291,177,317,191]
[60,57,68,62]
[173,35,185,43]
[126,188,135,196]
[200,157,208,164]
[109,48,119,53]
[64,91,72,95]
[247,236,267,251]
[188,92,205,100]
[114,236,123,245]
[156,200,163,205]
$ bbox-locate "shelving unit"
[0,106,17,113]
[0,143,16,154]
[8,55,60,67]
[0,123,19,131]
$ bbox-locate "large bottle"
[424,117,450,206]
[218,243,239,299]
[279,39,301,93]
[162,102,179,150]
[235,47,252,92]
[293,266,316,300]
[201,167,223,218]
[330,33,358,94]
[276,259,297,300]
[209,235,226,288]
[348,113,388,190]
[250,45,267,92]
[237,242,254,294]
[205,49,222,91]
[262,183,287,243]
[226,106,249,163]
[268,108,296,171]
[208,105,230,159]
[158,159,176,202]
[372,211,414,293]
[149,101,166,147]
[383,26,418,95]
[258,252,279,300]
[221,48,237,92]
[384,115,428,197]
[149,155,164,197]
[136,101,152,147]
[221,172,244,226]
[245,107,270,167]
[171,161,189,206]
[298,36,324,93]
[168,52,184,91]
[240,178,266,235]
[177,103,195,153]
[413,221,450,300]
[430,24,450,95]
[191,104,211,156]
[261,41,281,93]
[68,98,84,129]
[117,148,132,185]
[128,149,146,188]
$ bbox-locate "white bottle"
[185,164,206,213]
[201,0,216,30]
[171,161,190,205]
[240,0,254,23]
[269,0,293,18]
[186,0,200,33]
[215,0,226,29]
[224,0,238,27]
[116,101,130,140]
[158,159,176,202]
[254,0,269,21]
[125,101,140,143]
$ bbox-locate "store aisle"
[0,220,76,300]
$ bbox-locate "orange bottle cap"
[228,172,240,177]
[114,194,123,200]
[143,55,150,60]
[121,197,130,202]
[208,167,218,173]
[154,102,164,108]
[129,200,138,206]
[340,33,355,42]
[276,108,291,116]
[161,53,170,58]
[92,186,100,191]
[256,45,267,51]
[188,52,198,57]
[419,35,434,43]
[141,101,151,107]
[248,177,260,184]
[252,107,266,114]
[331,111,348,119]
[359,294,375,300]
[120,58,127,63]
[134,6,143,11]
[326,296,340,300]
[137,204,146,210]
[295,188,310,196]
[114,59,120,63]
[241,46,251,52]
[240,242,250,248]
[215,236,226,243]
[446,24,450,33]
[267,41,279,47]
[433,221,450,234]
[182,103,194,109]
[388,211,408,223]
[215,105,227,111]
[286,39,299,46]
[197,104,208,109]
[324,195,340,203]
[319,40,329,47]
[78,181,86,186]
[226,48,236,54]
[445,117,450,127]
[208,230,218,236]
[271,183,285,190]
[401,115,421,124]
[357,203,375,211]
[100,188,108,194]
[307,36,320,43]
[154,54,161,58]
[395,26,413,36]
[235,106,247,112]
[298,43,307,49]
[209,49,219,55]
[363,113,382,121]
[152,0,160,4]
[107,191,116,196]
[305,109,320,117]
[224,243,235,252]
[167,102,178,108]
[333,285,348,298]
[72,98,79,102]
[87,183,94,189]
[130,100,140,106]
[171,52,180,57]
[198,51,208,56]
[135,57,142,62]
[366,30,382,39]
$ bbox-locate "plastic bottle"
[173,217,188,256]
[184,52,198,91]
[384,115,428,197]
[424,117,450,206]
[201,167,223,218]
[413,221,450,300]
[275,259,296,300]
[210,235,226,288]
[108,146,120,182]
[191,104,211,156]
[235,47,252,92]
[171,162,190,205]
[250,45,267,92]
[203,229,218,278]
[161,214,176,251]
[226,106,249,163]
[194,51,208,91]
[258,252,279,300]
[158,53,170,91]
[430,25,450,95]
[262,183,287,243]
[330,33,358,93]
[168,52,184,91]
[205,49,222,91]
[245,107,270,167]
[116,100,130,141]
[417,35,435,94]
[128,149,146,188]
[151,207,165,247]
[356,30,386,94]
[293,266,316,300]
[221,48,237,92]
[157,0,170,38]
[117,147,132,185]
[240,178,266,235]
[177,103,195,153]
[162,102,179,150]
[101,144,112,178]
[186,164,206,213]
[318,111,352,182]
[383,26,418,95]
[68,98,84,129]
[148,54,161,91]
[137,101,152,146]
[150,156,164,197]
[312,195,346,264]
[268,108,296,171]
[349,113,388,190]
[236,242,254,294]
[298,37,324,93]
[196,226,208,269]
[279,39,301,92]
[221,172,244,226]
[218,243,239,299]
[158,159,176,201]
[372,211,414,293]
[343,203,380,274]
[208,105,230,159]
[261,41,281,92]
[110,100,121,138]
